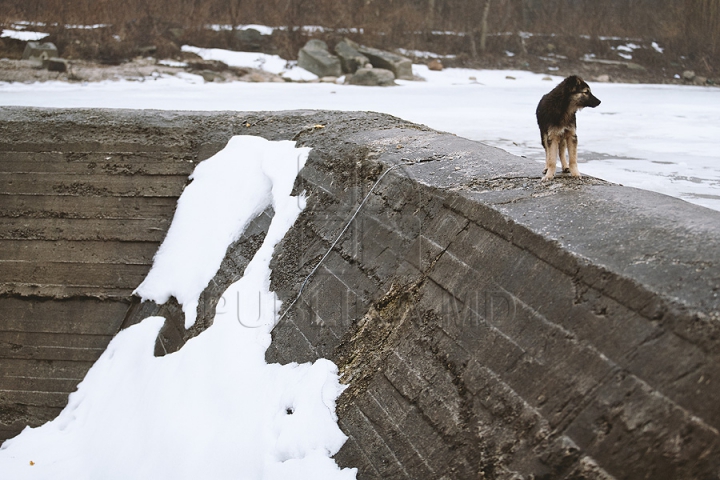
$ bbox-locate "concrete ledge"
[262,112,720,479]
[2,107,719,478]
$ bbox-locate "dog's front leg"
[559,137,570,173]
[542,137,559,181]
[567,132,581,177]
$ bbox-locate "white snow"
[208,24,275,35]
[134,136,308,328]
[1,29,49,41]
[0,136,356,479]
[181,45,318,81]
[157,59,188,67]
[397,47,455,59]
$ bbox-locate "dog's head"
[564,75,601,109]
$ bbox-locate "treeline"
[2,0,718,61]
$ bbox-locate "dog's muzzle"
[587,94,601,108]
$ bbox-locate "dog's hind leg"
[559,136,570,173]
[567,132,581,177]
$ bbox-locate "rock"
[168,28,185,41]
[346,67,396,86]
[137,45,157,56]
[626,62,646,71]
[334,40,369,74]
[244,71,284,83]
[298,39,342,78]
[22,42,58,62]
[595,74,611,82]
[319,76,339,83]
[237,27,263,42]
[427,59,443,71]
[345,39,413,80]
[694,75,708,85]
[200,70,223,82]
[229,66,250,77]
[187,59,228,72]
[43,57,68,73]
[683,70,696,81]
[235,28,264,51]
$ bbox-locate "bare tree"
[479,0,491,51]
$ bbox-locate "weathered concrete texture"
[120,206,274,356]
[0,110,201,441]
[2,108,720,480]
[261,114,720,478]
[0,107,212,441]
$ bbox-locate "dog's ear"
[564,75,582,93]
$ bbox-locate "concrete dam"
[1,107,719,479]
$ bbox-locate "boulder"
[43,57,68,73]
[200,70,223,82]
[345,39,413,80]
[346,67,396,86]
[22,42,58,62]
[427,59,443,71]
[235,28,264,51]
[334,40,369,74]
[297,39,342,78]
[137,45,157,56]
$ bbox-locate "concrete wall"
[2,108,719,479]
[264,112,720,479]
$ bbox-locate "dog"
[536,75,601,181]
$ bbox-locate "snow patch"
[1,29,49,41]
[181,45,318,81]
[134,135,308,328]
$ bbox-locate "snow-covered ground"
[1,50,718,211]
[0,136,356,479]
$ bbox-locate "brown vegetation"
[1,0,717,76]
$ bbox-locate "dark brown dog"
[536,75,601,181]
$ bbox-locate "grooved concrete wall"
[1,108,719,479]
[0,108,204,440]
